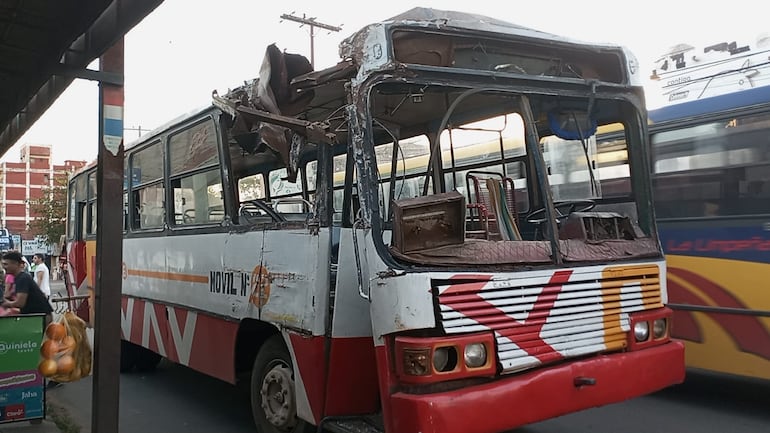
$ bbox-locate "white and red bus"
[65,8,684,433]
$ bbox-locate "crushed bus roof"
[126,7,642,181]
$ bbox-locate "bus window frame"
[84,171,97,239]
[167,116,226,229]
[651,108,770,219]
[128,139,166,232]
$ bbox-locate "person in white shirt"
[32,253,51,299]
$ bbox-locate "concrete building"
[0,143,86,238]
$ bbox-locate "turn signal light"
[403,348,431,376]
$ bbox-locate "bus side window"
[133,184,165,229]
[269,167,310,218]
[168,118,223,227]
[170,170,224,226]
[130,140,165,230]
[86,171,97,237]
[79,203,88,240]
[123,193,129,232]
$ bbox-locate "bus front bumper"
[389,341,684,433]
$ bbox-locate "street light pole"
[279,13,342,69]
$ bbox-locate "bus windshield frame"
[353,74,660,270]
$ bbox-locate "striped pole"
[102,91,124,156]
[93,37,124,433]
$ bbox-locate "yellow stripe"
[601,264,661,347]
[126,268,208,283]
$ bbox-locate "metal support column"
[92,38,125,433]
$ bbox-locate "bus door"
[228,166,331,332]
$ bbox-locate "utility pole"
[124,125,148,137]
[279,12,342,69]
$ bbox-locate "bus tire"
[121,340,162,372]
[135,348,162,372]
[120,340,138,373]
[250,335,311,433]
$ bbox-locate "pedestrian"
[3,251,61,388]
[0,265,5,298]
[21,255,31,274]
[0,270,19,316]
[3,271,14,300]
[32,253,51,299]
[1,251,53,327]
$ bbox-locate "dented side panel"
[122,227,329,336]
[370,271,436,342]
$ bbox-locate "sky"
[3,0,768,165]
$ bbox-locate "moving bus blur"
[648,84,770,380]
[64,8,683,433]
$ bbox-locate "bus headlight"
[395,334,496,383]
[433,347,451,372]
[634,321,650,342]
[653,318,667,339]
[464,343,487,368]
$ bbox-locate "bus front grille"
[436,265,662,373]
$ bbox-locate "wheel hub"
[260,365,297,430]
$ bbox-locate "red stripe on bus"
[669,267,770,360]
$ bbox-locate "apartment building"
[0,144,86,238]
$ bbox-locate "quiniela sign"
[0,315,46,424]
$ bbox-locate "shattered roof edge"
[341,7,627,52]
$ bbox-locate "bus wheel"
[135,348,162,372]
[250,335,310,433]
[120,340,138,373]
[121,340,162,372]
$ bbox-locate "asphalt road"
[47,361,770,433]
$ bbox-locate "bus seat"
[239,201,280,225]
[466,171,521,240]
[141,209,164,228]
[208,206,225,222]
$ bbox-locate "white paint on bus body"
[122,227,331,336]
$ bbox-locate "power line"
[124,125,148,137]
[279,12,342,69]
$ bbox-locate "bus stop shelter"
[0,1,163,432]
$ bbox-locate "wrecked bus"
[65,7,684,433]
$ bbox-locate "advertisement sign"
[20,239,52,256]
[0,315,45,424]
[0,229,11,251]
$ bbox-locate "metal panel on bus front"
[332,227,375,338]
